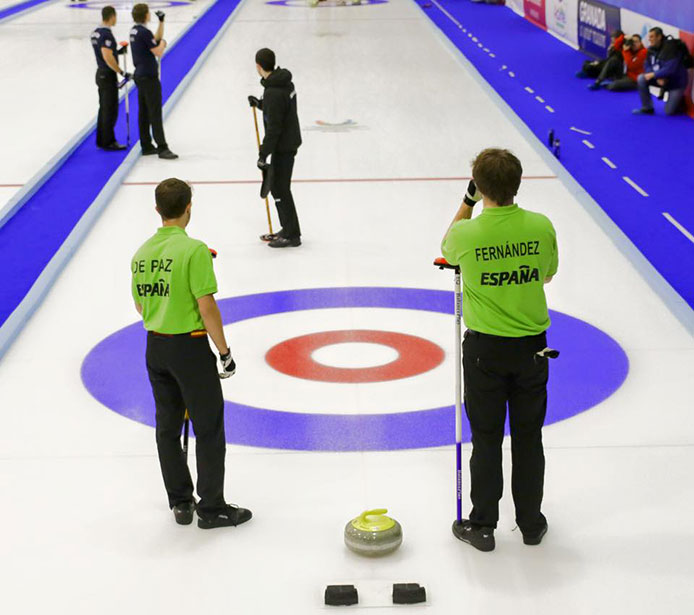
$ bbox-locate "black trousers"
[145,332,226,515]
[595,54,624,83]
[95,68,118,147]
[462,330,549,534]
[135,75,167,150]
[271,151,301,239]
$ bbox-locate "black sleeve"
[259,90,286,158]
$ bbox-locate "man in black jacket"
[248,48,302,248]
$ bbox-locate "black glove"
[257,156,269,170]
[463,179,483,207]
[155,10,165,22]
[219,349,236,378]
[118,43,129,55]
[248,95,261,108]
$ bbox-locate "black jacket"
[258,68,302,157]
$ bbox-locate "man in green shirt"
[132,178,251,529]
[441,149,558,552]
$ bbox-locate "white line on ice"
[662,213,694,244]
[545,105,555,113]
[535,95,545,103]
[623,176,649,197]
[525,86,535,93]
[570,126,592,135]
[602,157,617,169]
[508,71,515,77]
[582,139,595,149]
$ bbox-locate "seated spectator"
[577,30,625,85]
[603,34,648,92]
[633,27,690,115]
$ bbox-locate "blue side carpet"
[0,0,242,334]
[420,0,694,312]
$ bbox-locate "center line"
[623,176,649,197]
[662,213,694,244]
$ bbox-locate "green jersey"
[442,204,558,337]
[131,226,218,334]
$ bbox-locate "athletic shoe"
[588,82,602,90]
[522,523,548,546]
[197,504,253,529]
[103,142,127,151]
[172,500,196,525]
[268,236,301,248]
[452,519,495,552]
[632,107,655,115]
[158,148,179,160]
[142,146,158,155]
[575,70,587,78]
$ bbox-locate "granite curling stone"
[344,509,403,557]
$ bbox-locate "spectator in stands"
[603,35,648,92]
[576,30,625,86]
[633,27,690,116]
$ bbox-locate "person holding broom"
[441,149,559,552]
[131,178,251,529]
[248,48,303,248]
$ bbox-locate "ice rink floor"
[1,0,693,613]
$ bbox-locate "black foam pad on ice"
[324,585,358,606]
[393,583,426,604]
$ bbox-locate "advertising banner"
[577,0,621,58]
[524,0,547,29]
[546,0,579,47]
[619,8,680,42]
[507,0,524,17]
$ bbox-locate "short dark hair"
[649,27,664,38]
[102,5,116,21]
[632,34,642,41]
[471,148,522,206]
[132,3,148,23]
[255,48,275,72]
[155,178,192,219]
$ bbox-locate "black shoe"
[522,523,548,546]
[197,504,252,529]
[102,142,127,151]
[172,500,196,526]
[142,146,158,155]
[268,236,301,248]
[632,107,655,115]
[452,519,495,552]
[158,148,179,160]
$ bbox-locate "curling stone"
[344,509,402,557]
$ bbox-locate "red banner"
[524,0,547,29]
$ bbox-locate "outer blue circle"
[81,287,629,451]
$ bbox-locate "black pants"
[271,151,301,239]
[606,76,638,92]
[135,75,167,150]
[95,68,118,147]
[462,330,549,535]
[145,332,226,515]
[595,54,624,83]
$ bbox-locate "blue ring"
[81,287,629,451]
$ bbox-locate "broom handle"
[252,107,273,234]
